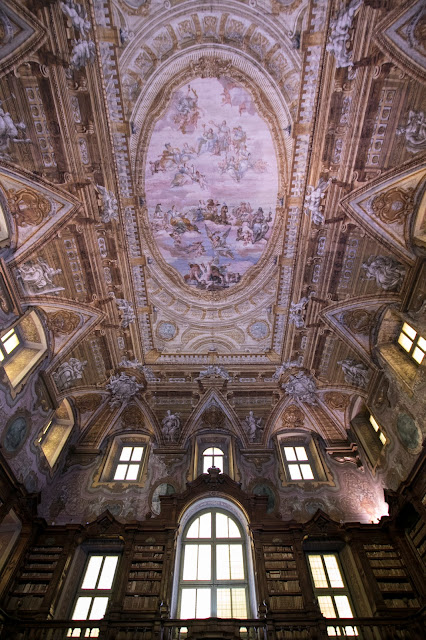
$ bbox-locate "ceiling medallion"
[144,74,279,297]
[156,320,178,341]
[248,320,270,341]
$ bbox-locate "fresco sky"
[145,76,279,291]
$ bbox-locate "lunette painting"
[145,76,279,291]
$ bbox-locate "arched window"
[202,447,224,473]
[176,505,254,620]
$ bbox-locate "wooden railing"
[0,610,424,640]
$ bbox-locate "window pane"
[203,456,213,473]
[204,448,214,455]
[97,556,118,589]
[379,432,387,445]
[1,329,15,341]
[81,557,103,589]
[402,323,416,340]
[3,333,19,354]
[212,448,223,456]
[216,545,230,579]
[231,588,247,618]
[308,556,328,588]
[89,597,108,620]
[119,447,132,461]
[197,545,211,580]
[398,333,412,352]
[288,464,302,480]
[183,545,198,580]
[125,464,140,480]
[72,597,92,620]
[228,518,240,538]
[369,415,380,432]
[216,513,228,538]
[300,464,314,480]
[417,336,426,350]
[284,447,296,461]
[0,349,4,362]
[113,464,127,481]
[195,588,211,619]
[324,556,344,588]
[412,347,425,364]
[199,512,211,538]
[217,588,231,617]
[186,518,200,538]
[334,595,353,618]
[230,544,244,579]
[180,589,196,618]
[131,447,143,461]
[318,595,336,618]
[295,447,308,461]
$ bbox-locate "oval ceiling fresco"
[145,76,279,291]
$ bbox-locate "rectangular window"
[283,446,314,480]
[69,554,119,636]
[0,327,21,363]
[113,446,144,481]
[307,553,357,637]
[398,322,425,365]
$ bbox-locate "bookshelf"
[263,544,303,611]
[123,542,164,611]
[364,543,419,609]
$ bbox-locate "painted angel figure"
[205,225,234,259]
[60,0,91,37]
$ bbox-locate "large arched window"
[176,504,254,620]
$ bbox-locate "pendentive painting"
[145,76,279,290]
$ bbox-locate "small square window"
[283,446,315,481]
[113,446,144,481]
[397,323,425,365]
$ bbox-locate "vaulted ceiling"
[0,0,425,525]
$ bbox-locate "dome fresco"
[145,76,279,291]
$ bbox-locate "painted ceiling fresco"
[145,76,279,291]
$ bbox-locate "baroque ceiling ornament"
[106,373,144,408]
[369,187,414,225]
[283,371,318,405]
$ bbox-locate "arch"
[171,497,257,619]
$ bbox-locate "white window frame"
[171,498,256,619]
[93,434,150,488]
[282,444,315,481]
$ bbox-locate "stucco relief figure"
[161,410,181,441]
[362,255,405,291]
[283,371,318,405]
[60,1,91,37]
[106,373,143,408]
[396,110,426,153]
[53,358,87,390]
[273,356,304,380]
[70,39,96,69]
[304,178,330,225]
[196,365,231,381]
[115,298,135,328]
[17,258,64,295]
[96,185,119,223]
[338,358,369,387]
[0,100,31,158]
[326,0,363,68]
[289,293,313,329]
[243,411,262,441]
